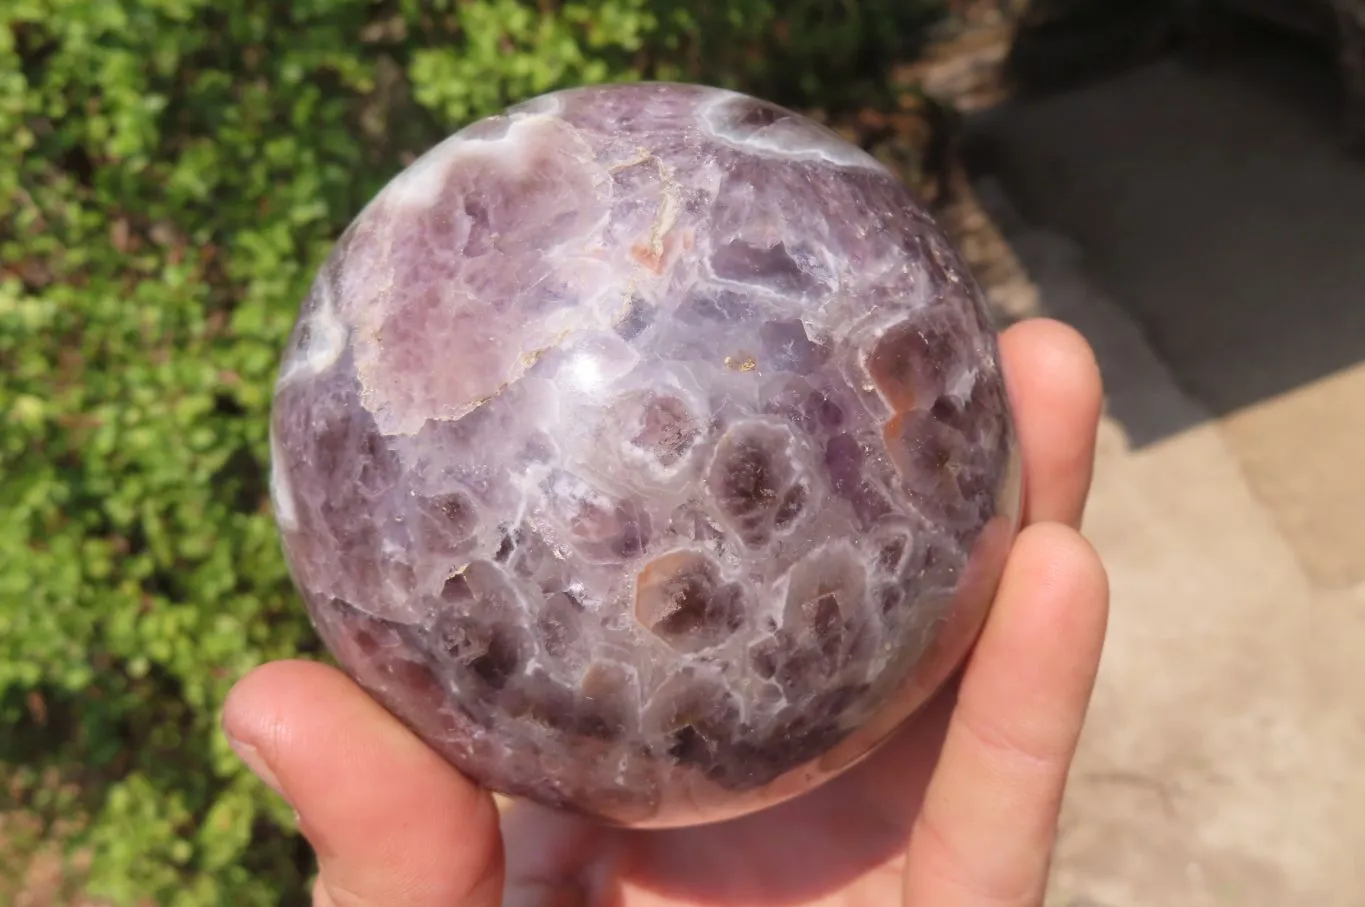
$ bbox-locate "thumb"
[222,659,504,907]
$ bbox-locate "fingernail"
[227,736,286,799]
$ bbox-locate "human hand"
[223,317,1108,907]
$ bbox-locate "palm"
[224,319,1108,907]
[501,690,953,906]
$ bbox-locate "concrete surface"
[968,56,1365,589]
[962,57,1365,907]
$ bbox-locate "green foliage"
[0,0,943,902]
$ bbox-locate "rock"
[269,83,1021,827]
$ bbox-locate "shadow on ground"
[962,34,1365,449]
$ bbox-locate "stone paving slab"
[958,174,1365,905]
[966,57,1365,591]
[958,58,1365,900]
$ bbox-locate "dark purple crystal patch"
[269,82,1022,828]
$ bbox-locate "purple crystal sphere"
[269,82,1022,828]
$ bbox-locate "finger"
[904,522,1108,907]
[500,802,604,907]
[222,660,504,907]
[1000,318,1103,529]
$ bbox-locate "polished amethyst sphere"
[269,82,1021,827]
